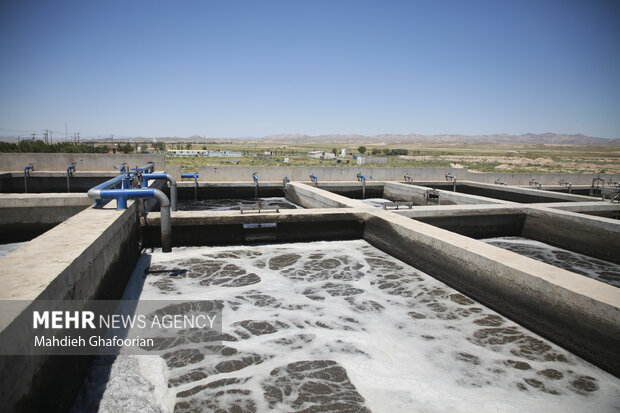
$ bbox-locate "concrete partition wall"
[362,210,620,377]
[0,203,142,412]
[142,209,365,247]
[0,193,93,242]
[543,201,620,220]
[384,182,509,205]
[522,207,620,264]
[0,153,165,172]
[285,182,370,209]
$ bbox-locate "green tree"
[117,143,133,153]
[371,148,381,155]
[332,148,338,155]
[358,146,367,155]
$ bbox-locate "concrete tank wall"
[0,153,166,172]
[196,165,619,185]
[1,154,617,185]
[0,203,142,412]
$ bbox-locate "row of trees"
[356,146,408,156]
[0,140,109,153]
[0,140,141,154]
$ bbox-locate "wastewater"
[177,197,302,211]
[72,240,620,412]
[483,237,620,288]
[0,241,28,259]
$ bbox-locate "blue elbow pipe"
[181,173,198,179]
[141,173,177,211]
[87,187,172,252]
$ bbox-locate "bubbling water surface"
[483,237,620,287]
[82,240,620,413]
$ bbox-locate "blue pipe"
[114,163,128,173]
[309,174,318,186]
[92,174,127,191]
[91,174,130,206]
[87,187,172,252]
[356,172,365,182]
[135,162,154,173]
[252,172,258,183]
[24,164,34,193]
[66,163,76,193]
[96,188,157,202]
[141,173,177,211]
[141,173,167,186]
[182,173,199,200]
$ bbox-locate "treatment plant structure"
[0,153,618,412]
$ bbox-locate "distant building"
[357,156,387,165]
[167,150,242,157]
[207,150,242,158]
[168,150,204,156]
[308,151,336,160]
[254,152,273,160]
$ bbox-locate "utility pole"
[65,122,68,142]
[50,130,53,144]
[77,132,80,144]
[31,133,35,141]
[44,129,48,144]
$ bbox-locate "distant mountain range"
[259,133,620,146]
[1,132,618,146]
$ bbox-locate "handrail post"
[252,173,259,199]
[24,163,34,193]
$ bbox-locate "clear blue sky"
[1,0,619,139]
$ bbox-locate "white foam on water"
[483,236,620,287]
[0,241,28,259]
[82,240,620,412]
